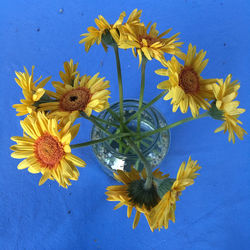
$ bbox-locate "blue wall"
[1,0,250,249]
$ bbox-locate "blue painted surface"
[1,0,250,249]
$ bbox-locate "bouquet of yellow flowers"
[10,9,246,231]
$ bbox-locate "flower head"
[156,44,216,117]
[106,168,168,230]
[211,74,246,143]
[119,22,184,65]
[10,112,86,188]
[39,60,110,123]
[13,66,51,116]
[150,157,201,231]
[106,157,201,231]
[79,9,142,52]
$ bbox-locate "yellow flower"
[150,157,201,231]
[10,111,85,188]
[212,74,247,143]
[39,63,110,122]
[118,22,184,66]
[156,44,216,117]
[106,168,169,230]
[58,59,79,85]
[13,66,51,116]
[79,9,142,52]
[121,8,143,30]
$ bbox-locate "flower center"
[139,35,158,46]
[179,67,200,94]
[60,87,91,111]
[35,133,65,169]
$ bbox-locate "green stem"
[80,111,129,149]
[113,45,125,152]
[107,108,121,123]
[80,112,111,136]
[126,138,153,190]
[90,115,119,128]
[125,90,168,125]
[71,132,130,149]
[136,112,209,141]
[137,57,147,134]
[113,45,124,126]
[107,108,138,138]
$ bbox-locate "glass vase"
[91,99,170,177]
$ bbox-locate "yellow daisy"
[118,22,184,66]
[13,66,51,116]
[106,168,169,230]
[212,74,247,143]
[150,157,201,231]
[156,44,216,117]
[58,59,79,85]
[79,9,142,52]
[39,71,110,122]
[10,111,85,188]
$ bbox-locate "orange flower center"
[179,67,200,94]
[60,87,91,111]
[35,133,65,169]
[139,34,158,46]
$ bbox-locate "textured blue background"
[1,0,250,249]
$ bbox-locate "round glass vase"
[91,99,170,177]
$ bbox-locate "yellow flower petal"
[65,153,86,167]
[39,171,50,186]
[133,211,141,229]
